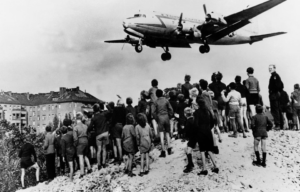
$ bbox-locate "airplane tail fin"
[250,32,286,44]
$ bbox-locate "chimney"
[59,87,66,97]
[76,86,80,91]
[8,91,12,97]
[26,92,30,100]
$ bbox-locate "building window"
[58,104,61,109]
[32,112,35,116]
[52,105,54,110]
[33,121,35,126]
[42,106,46,111]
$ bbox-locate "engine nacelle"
[193,31,202,38]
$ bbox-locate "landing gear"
[135,44,143,53]
[161,47,171,61]
[199,44,210,54]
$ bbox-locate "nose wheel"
[135,44,143,53]
[161,47,171,61]
[199,44,210,54]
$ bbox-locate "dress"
[135,124,153,153]
[194,107,215,152]
[122,125,138,154]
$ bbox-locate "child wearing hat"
[122,114,138,177]
[251,104,273,167]
[135,113,154,176]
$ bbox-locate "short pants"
[96,131,109,146]
[157,114,170,133]
[21,157,34,169]
[76,137,89,155]
[228,105,241,119]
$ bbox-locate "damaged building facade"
[0,87,102,132]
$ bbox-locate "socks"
[262,152,267,164]
[187,154,193,166]
[255,151,261,162]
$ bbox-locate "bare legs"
[21,163,40,188]
[78,155,91,176]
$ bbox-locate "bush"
[0,120,47,192]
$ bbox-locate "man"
[152,89,174,157]
[245,67,260,117]
[268,64,284,130]
[181,75,193,102]
[148,79,159,136]
[19,135,40,189]
[221,82,247,138]
[88,103,111,170]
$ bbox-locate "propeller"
[178,13,183,30]
[203,4,207,15]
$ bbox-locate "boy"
[251,105,273,167]
[152,89,174,157]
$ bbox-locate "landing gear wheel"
[135,44,143,53]
[161,52,172,61]
[199,45,206,54]
[204,45,210,53]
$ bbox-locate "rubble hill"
[17,130,300,192]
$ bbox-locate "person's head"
[156,89,163,98]
[140,90,147,99]
[294,84,300,90]
[184,107,193,118]
[189,87,199,99]
[246,67,254,75]
[184,75,191,82]
[177,83,182,90]
[93,103,100,113]
[169,90,177,100]
[45,125,52,133]
[208,90,215,99]
[216,72,223,82]
[256,104,263,114]
[199,79,208,90]
[196,95,207,109]
[24,134,31,143]
[211,73,216,83]
[126,97,133,105]
[136,113,146,128]
[228,82,236,90]
[117,98,124,107]
[151,79,158,87]
[56,129,61,136]
[126,113,135,125]
[63,119,72,127]
[242,80,246,86]
[178,93,185,102]
[269,64,276,73]
[235,76,241,83]
[76,112,83,121]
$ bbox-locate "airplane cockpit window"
[133,14,146,18]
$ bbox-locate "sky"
[0,0,298,106]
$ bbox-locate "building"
[0,87,103,132]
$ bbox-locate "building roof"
[0,87,103,106]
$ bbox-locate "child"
[210,92,222,154]
[122,114,138,177]
[152,89,174,157]
[169,90,178,138]
[183,107,196,173]
[135,113,154,176]
[177,93,188,141]
[61,126,75,181]
[251,104,273,168]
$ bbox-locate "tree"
[53,115,59,130]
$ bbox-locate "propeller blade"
[178,13,183,26]
[121,43,125,50]
[203,4,207,15]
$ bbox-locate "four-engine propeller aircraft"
[105,0,286,61]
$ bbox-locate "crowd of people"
[18,64,300,188]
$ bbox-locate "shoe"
[252,161,261,167]
[138,172,144,177]
[214,146,219,154]
[228,134,237,138]
[124,169,129,174]
[212,167,219,174]
[159,151,166,158]
[198,170,208,176]
[183,164,194,173]
[111,158,119,164]
[87,169,92,174]
[128,172,136,177]
[167,148,173,155]
[79,174,84,179]
[98,164,102,170]
[245,129,249,133]
[181,139,186,142]
[261,162,267,168]
[102,164,106,169]
[144,170,149,175]
[243,135,247,138]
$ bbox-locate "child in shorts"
[251,104,273,167]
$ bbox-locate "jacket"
[135,124,153,153]
[245,75,260,94]
[152,97,174,119]
[73,121,88,146]
[181,82,193,100]
[251,114,273,137]
[269,72,283,94]
[43,132,55,154]
[61,131,75,157]
[292,89,300,108]
[88,111,110,137]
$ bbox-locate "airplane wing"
[250,32,287,43]
[205,0,286,42]
[105,36,139,44]
[224,0,286,24]
[105,39,128,43]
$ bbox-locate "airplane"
[105,0,286,61]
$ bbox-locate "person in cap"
[73,112,92,178]
[126,97,136,118]
[111,97,126,164]
[291,84,300,130]
[181,75,193,102]
[152,89,174,157]
[251,104,273,168]
[61,126,75,181]
[19,134,40,188]
[245,67,260,117]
